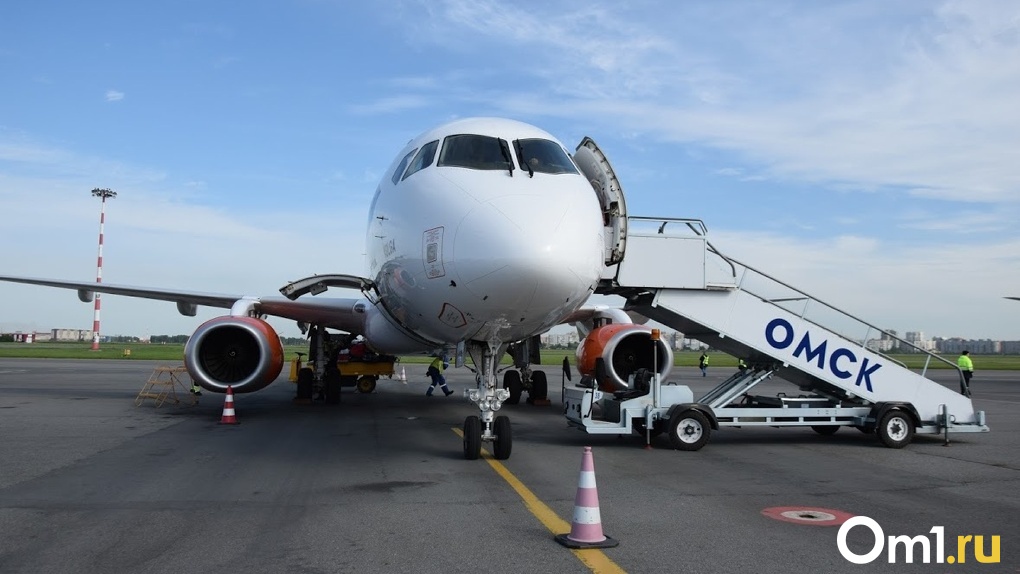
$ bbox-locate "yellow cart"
[337,358,397,393]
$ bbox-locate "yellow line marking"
[453,428,626,574]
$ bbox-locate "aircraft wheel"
[356,376,377,393]
[529,370,548,401]
[463,416,482,460]
[811,425,839,436]
[493,415,512,460]
[324,372,342,404]
[502,371,522,405]
[668,409,711,451]
[877,410,914,449]
[295,368,314,400]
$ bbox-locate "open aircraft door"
[574,137,628,266]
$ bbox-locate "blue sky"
[1,0,1018,341]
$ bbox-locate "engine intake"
[184,316,284,393]
[576,323,673,392]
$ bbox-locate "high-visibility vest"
[958,355,974,371]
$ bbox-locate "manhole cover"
[762,506,854,526]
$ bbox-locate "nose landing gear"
[463,336,513,460]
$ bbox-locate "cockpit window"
[402,140,439,181]
[513,139,578,175]
[390,148,417,185]
[438,134,512,171]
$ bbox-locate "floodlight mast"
[90,188,116,351]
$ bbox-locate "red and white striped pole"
[90,188,116,351]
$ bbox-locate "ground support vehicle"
[565,366,987,450]
[564,216,989,449]
[336,357,396,393]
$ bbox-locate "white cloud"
[408,0,1020,205]
[0,139,369,337]
[105,90,124,102]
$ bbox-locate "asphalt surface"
[0,359,1017,574]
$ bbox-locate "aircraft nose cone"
[453,194,603,330]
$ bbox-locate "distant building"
[10,331,52,343]
[2,328,94,343]
[866,338,896,353]
[51,328,93,342]
[936,338,1002,354]
[1002,341,1020,354]
[541,331,580,347]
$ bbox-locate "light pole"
[90,188,117,350]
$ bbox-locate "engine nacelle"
[576,323,674,392]
[184,316,284,393]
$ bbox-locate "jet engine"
[576,323,673,392]
[184,316,285,393]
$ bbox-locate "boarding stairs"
[598,216,988,435]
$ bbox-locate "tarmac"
[0,358,1017,573]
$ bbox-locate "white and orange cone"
[399,366,407,384]
[219,385,238,425]
[555,446,618,548]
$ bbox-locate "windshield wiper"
[513,139,534,177]
[499,139,514,177]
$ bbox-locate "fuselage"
[366,118,606,347]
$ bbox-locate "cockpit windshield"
[437,134,512,171]
[514,139,578,175]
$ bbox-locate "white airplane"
[0,117,673,460]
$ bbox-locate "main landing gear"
[500,367,549,405]
[462,339,513,460]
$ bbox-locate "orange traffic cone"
[219,385,238,425]
[555,446,617,548]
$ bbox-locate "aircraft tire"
[503,371,522,405]
[493,416,512,460]
[296,367,314,400]
[324,372,342,404]
[529,370,548,401]
[463,416,482,460]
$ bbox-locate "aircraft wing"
[0,275,370,335]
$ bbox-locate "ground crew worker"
[737,358,748,373]
[957,350,974,396]
[699,352,709,377]
[190,381,202,396]
[426,355,454,396]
